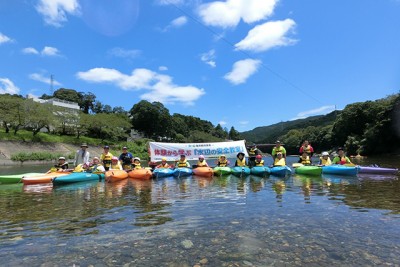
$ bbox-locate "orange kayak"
[105,170,128,183]
[193,167,214,177]
[128,168,152,180]
[22,171,71,185]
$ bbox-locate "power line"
[165,1,323,104]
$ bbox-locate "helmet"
[322,152,329,156]
[162,157,167,161]
[199,155,205,159]
[58,156,66,160]
[133,157,140,161]
[256,155,262,159]
[112,156,118,161]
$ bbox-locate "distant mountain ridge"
[241,111,340,144]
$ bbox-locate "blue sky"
[1,0,399,132]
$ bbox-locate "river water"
[0,156,399,266]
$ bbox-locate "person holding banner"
[235,152,248,167]
[176,154,191,168]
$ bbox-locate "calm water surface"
[0,157,399,266]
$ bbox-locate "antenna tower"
[50,74,54,95]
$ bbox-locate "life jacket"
[54,162,69,170]
[177,159,188,168]
[133,162,142,169]
[74,164,84,172]
[299,156,311,165]
[90,164,104,173]
[333,156,350,165]
[302,145,312,154]
[110,162,122,170]
[319,157,332,166]
[255,159,264,166]
[273,146,284,154]
[197,160,208,167]
[217,159,228,167]
[236,158,247,167]
[249,148,257,156]
[274,157,286,166]
[157,162,170,168]
[101,152,113,168]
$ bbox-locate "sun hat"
[322,152,329,156]
[59,156,66,160]
[112,156,118,161]
[81,143,88,147]
[199,155,205,159]
[122,146,127,149]
[133,157,140,161]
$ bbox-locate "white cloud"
[0,33,13,44]
[198,0,278,28]
[157,0,184,5]
[29,73,62,86]
[239,121,249,125]
[224,58,261,85]
[219,120,227,126]
[161,16,188,32]
[291,105,336,120]
[108,47,141,59]
[159,66,168,71]
[235,19,297,52]
[22,47,39,54]
[42,46,61,56]
[76,67,205,105]
[200,49,216,68]
[36,0,80,27]
[22,46,61,56]
[0,78,20,94]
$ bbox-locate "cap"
[133,157,140,161]
[59,156,66,160]
[112,156,118,161]
[256,155,262,159]
[322,152,329,156]
[104,145,109,149]
[276,140,281,144]
[337,147,344,151]
[199,155,205,159]
[161,157,167,161]
[81,143,88,147]
[122,146,127,149]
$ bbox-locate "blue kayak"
[153,168,175,178]
[52,172,105,185]
[250,166,270,177]
[270,166,292,177]
[173,167,193,177]
[322,165,358,176]
[231,166,251,177]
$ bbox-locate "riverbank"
[0,141,102,166]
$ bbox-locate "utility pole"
[50,74,54,95]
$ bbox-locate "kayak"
[358,166,398,175]
[270,166,292,177]
[213,166,232,176]
[0,172,44,184]
[173,167,193,177]
[192,167,213,177]
[250,166,270,177]
[105,170,128,182]
[322,165,358,176]
[231,166,251,177]
[128,168,152,180]
[52,172,105,185]
[294,166,322,176]
[152,168,175,178]
[22,171,71,185]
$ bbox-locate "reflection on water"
[0,163,399,266]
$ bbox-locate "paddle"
[292,163,304,168]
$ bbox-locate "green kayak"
[294,166,322,176]
[0,173,44,184]
[213,167,232,176]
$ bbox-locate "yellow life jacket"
[218,159,228,167]
[299,156,311,165]
[255,159,264,166]
[177,159,188,168]
[133,162,142,169]
[236,158,247,167]
[303,145,312,154]
[110,162,122,170]
[101,152,113,168]
[274,157,286,166]
[157,162,170,168]
[249,148,256,156]
[74,164,84,172]
[319,157,332,166]
[197,160,208,167]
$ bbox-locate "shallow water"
[0,157,399,266]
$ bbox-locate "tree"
[229,126,241,140]
[213,124,227,139]
[0,94,25,134]
[130,100,172,139]
[24,99,55,135]
[79,92,96,114]
[53,88,81,103]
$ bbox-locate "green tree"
[0,94,25,134]
[79,92,96,114]
[24,99,55,135]
[229,126,241,140]
[53,88,81,103]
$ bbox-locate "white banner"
[149,140,248,161]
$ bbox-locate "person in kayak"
[235,152,247,167]
[319,151,332,166]
[271,141,286,159]
[273,152,286,166]
[110,156,123,170]
[196,155,209,167]
[298,151,312,165]
[88,157,105,173]
[133,157,142,169]
[47,156,70,173]
[299,140,314,157]
[248,144,262,167]
[332,147,352,165]
[176,154,191,168]
[254,155,264,166]
[216,155,230,167]
[156,157,170,169]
